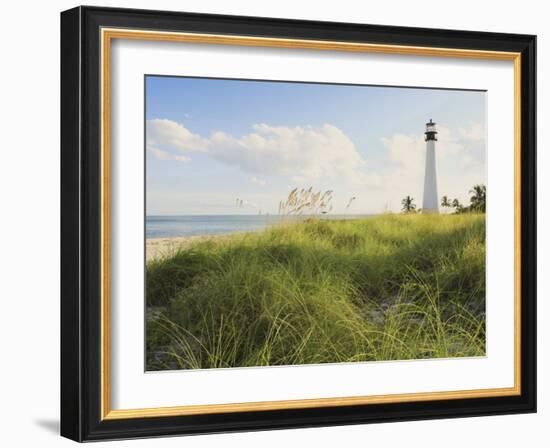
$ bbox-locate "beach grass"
[146,213,486,370]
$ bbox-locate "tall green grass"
[146,213,486,370]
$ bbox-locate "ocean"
[146,215,375,239]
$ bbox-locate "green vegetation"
[146,213,486,370]
[440,184,486,214]
[401,195,417,213]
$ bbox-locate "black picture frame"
[61,5,536,442]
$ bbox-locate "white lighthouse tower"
[422,119,439,214]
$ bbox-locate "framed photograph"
[61,6,536,441]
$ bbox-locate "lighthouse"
[422,119,439,213]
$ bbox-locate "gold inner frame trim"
[100,27,522,420]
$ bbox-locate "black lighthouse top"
[425,119,438,141]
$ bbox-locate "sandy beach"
[146,234,231,261]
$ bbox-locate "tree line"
[401,184,486,214]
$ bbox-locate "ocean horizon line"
[146,213,381,217]
[145,214,380,239]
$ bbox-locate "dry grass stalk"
[279,187,333,216]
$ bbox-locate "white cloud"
[148,146,191,163]
[147,119,209,153]
[148,146,172,161]
[250,176,266,186]
[208,123,367,183]
[173,154,191,163]
[461,154,475,168]
[146,119,369,185]
[458,123,485,141]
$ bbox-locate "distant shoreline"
[146,215,381,260]
[146,214,378,240]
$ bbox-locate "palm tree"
[441,195,451,208]
[451,198,464,213]
[401,196,416,213]
[469,184,486,212]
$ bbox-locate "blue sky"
[146,76,486,215]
